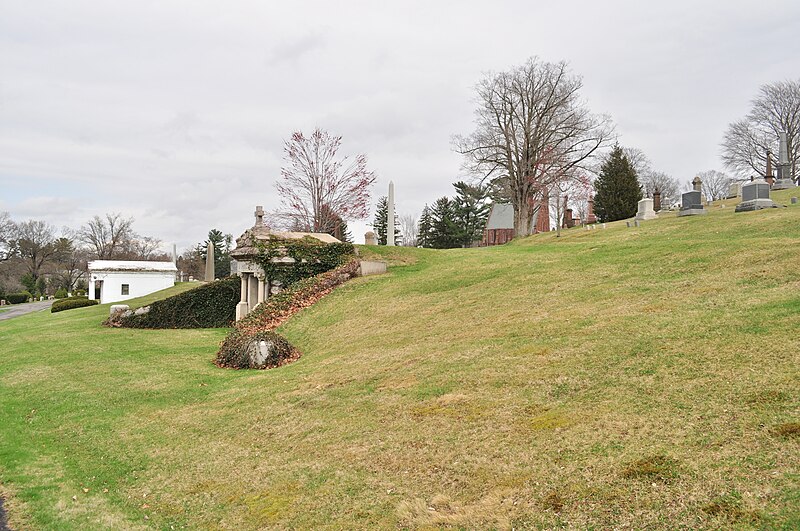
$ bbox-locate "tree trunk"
[513,202,530,238]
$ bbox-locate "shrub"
[216,329,300,369]
[54,288,68,299]
[110,276,240,329]
[51,297,99,313]
[7,292,32,304]
[74,289,87,297]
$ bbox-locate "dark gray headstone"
[682,191,702,209]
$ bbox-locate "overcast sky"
[1,0,798,251]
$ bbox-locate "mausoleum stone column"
[235,273,250,321]
[89,279,95,301]
[256,273,265,305]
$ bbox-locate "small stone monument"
[735,178,779,212]
[586,195,597,224]
[204,241,215,281]
[764,151,775,187]
[772,132,796,190]
[727,181,742,199]
[677,190,707,217]
[387,181,396,246]
[652,188,662,212]
[678,176,707,217]
[792,197,798,205]
[634,198,657,221]
[364,231,377,245]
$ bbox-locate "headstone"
[635,198,658,221]
[772,132,797,190]
[205,241,215,282]
[692,176,703,192]
[0,300,6,306]
[563,208,574,228]
[359,260,388,276]
[653,188,662,212]
[387,181,396,246]
[602,223,606,229]
[677,190,707,217]
[791,197,798,204]
[634,220,640,227]
[764,151,775,187]
[364,231,377,245]
[586,195,597,224]
[626,221,631,228]
[727,182,742,198]
[735,179,780,212]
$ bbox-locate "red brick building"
[482,200,551,246]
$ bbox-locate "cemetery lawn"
[1,192,799,529]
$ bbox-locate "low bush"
[215,259,361,369]
[110,276,240,329]
[215,329,300,369]
[51,297,99,313]
[54,288,68,299]
[6,292,32,304]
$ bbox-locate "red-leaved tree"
[275,129,376,233]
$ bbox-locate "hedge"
[215,259,360,369]
[109,276,240,329]
[51,297,99,313]
[6,292,32,304]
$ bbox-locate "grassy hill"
[1,191,799,529]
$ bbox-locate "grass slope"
[1,193,799,529]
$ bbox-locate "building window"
[121,284,130,295]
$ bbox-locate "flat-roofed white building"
[87,261,177,304]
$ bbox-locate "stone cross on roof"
[254,205,265,226]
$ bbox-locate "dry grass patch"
[772,422,800,438]
[621,454,681,482]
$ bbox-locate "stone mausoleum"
[230,206,341,321]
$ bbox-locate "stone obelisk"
[204,241,215,281]
[773,132,796,190]
[387,180,396,246]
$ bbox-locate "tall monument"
[205,241,215,281]
[387,180,396,246]
[773,132,796,190]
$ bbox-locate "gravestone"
[205,241,215,281]
[364,231,377,245]
[735,179,779,212]
[791,197,798,205]
[653,188,662,212]
[635,198,658,221]
[586,195,597,224]
[773,132,796,190]
[678,190,707,217]
[727,182,741,198]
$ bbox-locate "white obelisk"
[773,131,796,189]
[387,180,396,246]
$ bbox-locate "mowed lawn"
[1,192,799,529]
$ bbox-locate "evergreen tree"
[417,205,433,248]
[430,197,459,249]
[372,196,401,245]
[593,145,642,222]
[452,181,491,247]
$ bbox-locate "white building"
[87,261,177,304]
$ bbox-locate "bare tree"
[454,57,614,237]
[621,146,652,179]
[643,171,681,207]
[399,213,418,247]
[52,237,88,291]
[721,79,800,181]
[78,213,135,259]
[126,236,163,260]
[13,220,59,281]
[697,170,731,201]
[274,128,377,232]
[0,212,15,261]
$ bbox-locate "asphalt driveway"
[0,300,54,321]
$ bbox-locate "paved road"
[0,300,54,321]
